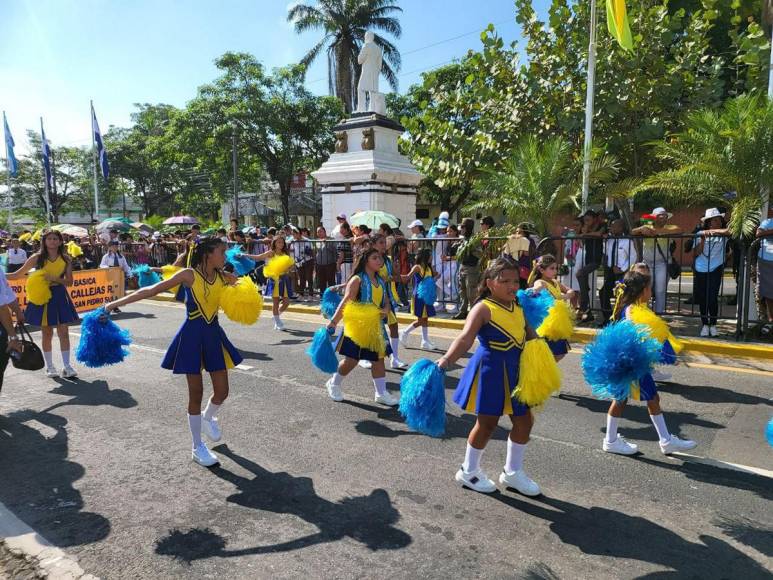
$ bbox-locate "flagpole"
[3,112,12,231]
[40,117,52,225]
[581,0,597,213]
[91,101,100,224]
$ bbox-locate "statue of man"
[356,31,382,113]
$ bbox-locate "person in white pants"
[632,207,682,314]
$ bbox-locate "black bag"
[11,324,45,371]
[656,242,681,280]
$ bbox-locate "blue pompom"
[399,359,447,437]
[659,339,678,365]
[417,276,437,305]
[132,264,161,288]
[582,320,662,401]
[516,289,555,329]
[320,288,342,319]
[306,327,339,373]
[766,417,773,448]
[225,247,256,276]
[75,307,132,368]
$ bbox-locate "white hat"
[652,207,673,219]
[408,219,424,228]
[439,211,450,220]
[337,212,347,220]
[701,207,725,222]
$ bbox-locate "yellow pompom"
[629,304,682,353]
[66,241,83,258]
[18,232,31,242]
[343,301,385,355]
[31,229,42,242]
[161,265,182,296]
[513,339,562,407]
[220,277,263,325]
[263,254,294,279]
[27,270,52,306]
[537,299,575,341]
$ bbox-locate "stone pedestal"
[313,112,421,232]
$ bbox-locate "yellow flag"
[606,0,633,51]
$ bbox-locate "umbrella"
[348,210,400,230]
[60,225,89,237]
[97,219,131,232]
[131,222,153,234]
[163,216,198,225]
[104,216,133,224]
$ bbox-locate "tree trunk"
[279,181,290,224]
[335,44,354,113]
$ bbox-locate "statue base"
[313,112,422,232]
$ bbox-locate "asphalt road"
[0,300,771,579]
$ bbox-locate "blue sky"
[0,0,546,153]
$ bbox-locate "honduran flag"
[91,104,109,181]
[40,118,53,193]
[3,112,18,177]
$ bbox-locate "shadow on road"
[42,378,137,414]
[236,350,273,362]
[658,382,773,407]
[488,493,769,577]
[155,444,411,563]
[0,410,110,548]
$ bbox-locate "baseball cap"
[337,213,347,220]
[408,219,424,228]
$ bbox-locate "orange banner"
[10,267,125,313]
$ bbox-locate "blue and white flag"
[40,118,53,193]
[91,105,109,181]
[3,112,18,177]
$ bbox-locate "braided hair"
[188,236,226,270]
[610,271,652,321]
[527,254,558,286]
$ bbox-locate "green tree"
[288,0,402,112]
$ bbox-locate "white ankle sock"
[273,315,281,324]
[605,415,619,443]
[61,350,71,367]
[650,413,671,443]
[331,372,343,386]
[505,439,526,474]
[43,351,54,369]
[373,377,387,397]
[462,443,483,473]
[421,326,430,342]
[188,414,202,448]
[203,399,221,421]
[389,337,400,357]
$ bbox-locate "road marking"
[684,362,773,377]
[235,364,253,370]
[668,452,773,479]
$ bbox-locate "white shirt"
[605,237,632,272]
[100,251,133,278]
[0,269,18,306]
[7,248,27,265]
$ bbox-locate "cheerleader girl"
[241,237,292,331]
[528,254,577,361]
[399,248,439,351]
[372,234,407,369]
[9,229,79,378]
[325,248,399,407]
[602,270,697,456]
[437,258,542,496]
[104,237,244,467]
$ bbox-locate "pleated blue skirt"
[411,295,436,318]
[337,335,393,361]
[161,316,243,375]
[452,346,528,417]
[25,285,80,327]
[264,275,291,299]
[547,338,570,356]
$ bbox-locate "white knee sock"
[650,413,671,443]
[43,350,54,369]
[505,439,526,474]
[389,337,400,358]
[61,350,71,367]
[373,377,387,397]
[188,414,202,448]
[421,326,430,342]
[605,415,619,443]
[403,322,417,336]
[462,443,483,473]
[331,372,343,386]
[273,314,281,324]
[203,399,221,421]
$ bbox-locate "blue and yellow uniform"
[411,266,436,318]
[543,279,571,356]
[162,270,243,374]
[619,305,658,401]
[378,256,399,326]
[337,273,393,362]
[25,256,79,327]
[263,255,292,299]
[452,298,529,416]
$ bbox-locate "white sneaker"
[433,301,441,309]
[398,330,409,348]
[374,392,399,406]
[61,365,78,378]
[325,377,344,402]
[603,436,639,455]
[45,367,59,378]
[191,442,219,467]
[700,325,709,337]
[389,355,407,369]
[709,325,719,337]
[273,319,285,331]
[499,469,541,497]
[651,369,672,382]
[202,417,222,442]
[455,467,497,494]
[358,360,372,369]
[421,340,438,351]
[659,435,697,455]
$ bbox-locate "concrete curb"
[144,293,773,361]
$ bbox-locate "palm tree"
[288,0,402,113]
[645,95,773,238]
[466,136,618,237]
